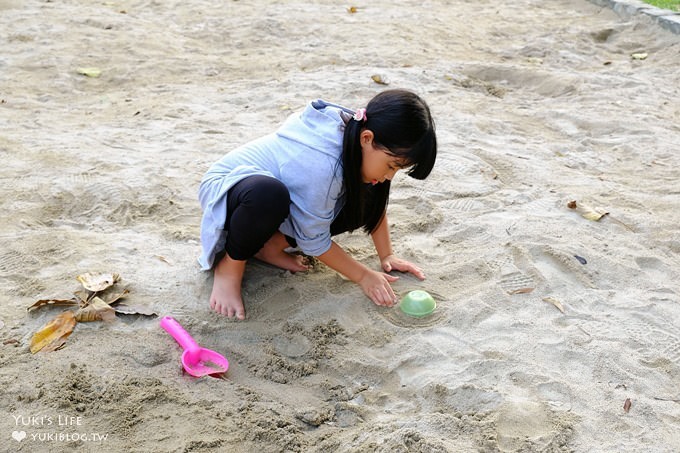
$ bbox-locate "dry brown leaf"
[74,297,116,323]
[155,255,173,265]
[112,302,157,317]
[508,287,534,295]
[99,288,130,305]
[624,398,632,413]
[73,289,95,305]
[347,6,358,13]
[27,298,78,312]
[30,311,77,353]
[76,272,120,292]
[542,296,565,313]
[567,200,609,221]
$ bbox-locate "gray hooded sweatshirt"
[198,100,354,270]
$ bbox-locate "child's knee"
[251,177,290,219]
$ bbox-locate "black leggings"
[223,175,353,261]
[224,175,291,260]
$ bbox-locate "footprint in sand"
[488,254,536,295]
[498,269,536,295]
[0,249,39,277]
[495,399,572,451]
[490,243,597,296]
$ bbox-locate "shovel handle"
[160,316,199,351]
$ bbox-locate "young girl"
[199,89,437,320]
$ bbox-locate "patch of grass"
[642,0,680,11]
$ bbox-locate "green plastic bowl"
[399,290,436,318]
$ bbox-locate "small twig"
[654,396,680,403]
[606,214,635,233]
[577,326,591,337]
[505,152,530,160]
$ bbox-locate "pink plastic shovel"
[160,316,229,377]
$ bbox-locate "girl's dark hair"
[340,89,437,234]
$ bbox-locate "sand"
[1,0,679,451]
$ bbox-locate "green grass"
[642,0,680,11]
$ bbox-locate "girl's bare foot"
[210,255,247,319]
[254,232,309,273]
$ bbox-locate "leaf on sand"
[76,67,102,77]
[112,302,157,317]
[76,272,120,292]
[631,53,647,60]
[567,200,609,221]
[30,311,77,353]
[573,255,587,265]
[74,297,116,323]
[624,398,632,413]
[347,6,358,13]
[155,255,173,265]
[27,298,78,312]
[508,287,534,295]
[542,297,565,314]
[99,288,130,305]
[74,289,94,305]
[371,74,390,85]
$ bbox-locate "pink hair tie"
[353,108,367,122]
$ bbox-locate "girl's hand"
[381,255,426,280]
[359,270,399,307]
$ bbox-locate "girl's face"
[359,130,409,185]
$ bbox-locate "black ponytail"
[339,89,437,234]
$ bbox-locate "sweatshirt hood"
[276,99,353,156]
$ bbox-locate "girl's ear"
[360,129,374,146]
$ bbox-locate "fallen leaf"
[74,297,116,323]
[542,297,565,313]
[371,74,390,85]
[347,6,358,13]
[508,287,534,295]
[99,288,130,305]
[624,398,632,413]
[74,289,94,305]
[76,67,102,77]
[112,302,157,317]
[30,311,77,353]
[76,272,120,292]
[631,53,647,60]
[574,255,587,265]
[567,200,609,221]
[27,298,79,312]
[155,255,173,265]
